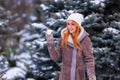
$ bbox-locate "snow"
[31,23,47,29]
[0,46,1,50]
[27,78,35,80]
[2,67,26,79]
[93,47,110,54]
[0,21,4,26]
[85,14,93,20]
[46,18,57,26]
[103,27,120,35]
[0,6,4,11]
[16,52,31,61]
[90,0,105,5]
[0,55,9,71]
[41,66,53,70]
[55,0,59,2]
[1,52,32,79]
[0,56,4,61]
[68,10,74,14]
[55,12,66,19]
[39,57,50,61]
[20,33,40,42]
[114,21,120,26]
[25,42,31,47]
[40,4,48,11]
[33,39,46,48]
[16,25,30,36]
[46,29,53,35]
[56,12,62,18]
[16,62,27,71]
[29,15,37,21]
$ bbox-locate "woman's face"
[66,20,77,35]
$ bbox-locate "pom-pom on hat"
[67,13,84,27]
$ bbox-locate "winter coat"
[47,27,96,80]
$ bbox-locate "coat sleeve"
[47,38,62,61]
[82,36,96,79]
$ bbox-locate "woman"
[46,13,96,80]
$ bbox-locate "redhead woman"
[46,13,96,80]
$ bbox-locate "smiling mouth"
[70,29,74,31]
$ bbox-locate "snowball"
[46,29,53,35]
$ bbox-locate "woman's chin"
[69,31,74,34]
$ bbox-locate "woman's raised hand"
[45,29,54,44]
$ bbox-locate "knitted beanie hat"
[67,13,84,27]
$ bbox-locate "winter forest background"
[0,0,120,80]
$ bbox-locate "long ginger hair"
[61,21,83,50]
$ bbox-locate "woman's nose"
[69,24,72,27]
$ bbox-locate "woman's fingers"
[45,29,54,43]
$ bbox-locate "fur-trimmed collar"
[61,27,88,44]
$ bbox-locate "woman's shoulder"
[81,34,92,44]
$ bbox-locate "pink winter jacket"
[47,27,96,80]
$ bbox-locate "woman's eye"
[71,23,74,25]
[67,22,74,26]
[67,23,70,25]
